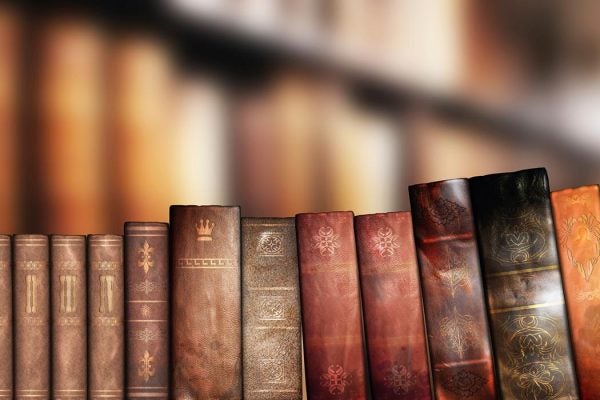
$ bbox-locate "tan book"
[0,235,11,399]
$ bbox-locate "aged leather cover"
[470,168,579,399]
[241,217,302,400]
[125,222,169,399]
[0,235,12,399]
[355,212,432,400]
[296,211,368,400]
[51,235,87,400]
[14,235,50,400]
[171,205,242,399]
[552,185,600,399]
[88,235,124,400]
[409,180,496,400]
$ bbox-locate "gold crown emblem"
[196,219,215,241]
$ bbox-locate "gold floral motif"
[438,249,470,298]
[257,232,284,256]
[439,307,477,359]
[372,227,400,257]
[138,241,154,274]
[419,195,466,227]
[384,363,415,394]
[442,369,486,397]
[320,365,351,395]
[140,304,151,318]
[138,351,155,382]
[492,210,548,264]
[559,214,600,282]
[313,227,340,256]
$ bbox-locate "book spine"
[551,185,600,399]
[171,206,242,399]
[51,235,87,400]
[0,235,12,399]
[14,235,50,400]
[470,168,579,399]
[355,212,432,400]
[125,222,169,399]
[296,211,368,399]
[241,218,302,400]
[88,235,124,400]
[409,180,496,400]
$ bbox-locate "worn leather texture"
[409,180,496,400]
[125,222,169,399]
[470,168,579,400]
[88,235,124,400]
[296,211,368,400]
[51,235,87,400]
[241,217,302,400]
[0,235,11,399]
[171,206,242,399]
[355,212,432,400]
[14,235,50,400]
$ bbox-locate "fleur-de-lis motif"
[138,351,155,382]
[560,214,600,282]
[320,365,350,395]
[372,228,400,257]
[313,227,340,256]
[138,241,154,274]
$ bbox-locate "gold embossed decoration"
[138,351,155,382]
[442,369,486,397]
[384,363,415,395]
[256,232,284,256]
[313,227,340,256]
[438,248,470,298]
[138,241,154,274]
[320,365,350,395]
[372,227,400,257]
[559,214,600,282]
[420,195,466,227]
[492,209,548,264]
[195,219,215,241]
[439,307,477,359]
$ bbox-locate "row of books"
[0,167,597,399]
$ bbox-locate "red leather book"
[409,179,496,399]
[355,212,432,399]
[296,211,368,400]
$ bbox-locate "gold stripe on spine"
[489,300,565,314]
[486,264,559,278]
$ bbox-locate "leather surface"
[171,206,242,399]
[470,168,579,399]
[51,235,87,400]
[14,235,50,400]
[296,211,368,400]
[88,235,124,400]
[241,217,302,400]
[409,180,497,400]
[552,185,598,399]
[355,212,432,400]
[0,236,11,399]
[125,222,169,399]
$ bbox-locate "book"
[241,217,302,400]
[551,185,599,399]
[409,179,497,399]
[470,168,579,399]
[0,235,11,399]
[355,212,431,399]
[296,211,368,399]
[51,235,87,400]
[88,235,124,400]
[14,235,50,400]
[125,222,169,399]
[171,205,242,399]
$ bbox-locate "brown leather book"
[470,168,578,399]
[296,211,368,399]
[51,235,87,400]
[355,212,432,400]
[552,185,600,399]
[241,217,302,400]
[88,235,124,400]
[171,206,242,399]
[125,222,169,399]
[0,235,12,399]
[409,180,496,400]
[14,235,50,400]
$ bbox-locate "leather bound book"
[0,235,11,400]
[171,206,242,399]
[552,185,600,399]
[125,222,169,399]
[296,211,368,400]
[241,218,302,400]
[88,235,124,400]
[51,235,87,400]
[355,212,431,400]
[14,235,50,400]
[409,180,496,400]
[470,168,578,399]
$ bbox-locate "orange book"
[552,185,600,399]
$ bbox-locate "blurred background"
[2,0,600,234]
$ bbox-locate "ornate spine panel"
[171,206,242,399]
[88,235,124,400]
[296,211,368,400]
[409,180,496,400]
[241,218,302,400]
[0,235,11,399]
[470,168,578,399]
[355,212,432,400]
[51,235,87,400]
[14,235,50,400]
[125,222,169,399]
